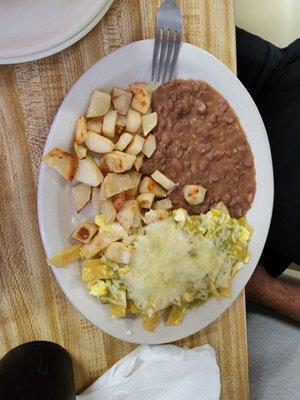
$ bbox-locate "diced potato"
[151,170,176,191]
[112,92,132,115]
[129,83,152,115]
[115,132,133,151]
[104,151,136,173]
[142,209,169,224]
[134,153,144,171]
[142,112,157,136]
[75,116,88,144]
[43,148,78,181]
[86,90,111,117]
[142,134,156,158]
[139,177,166,198]
[112,88,127,98]
[71,183,91,212]
[47,245,82,267]
[81,259,111,281]
[137,193,155,209]
[153,198,173,210]
[126,135,145,156]
[110,191,125,211]
[102,110,117,139]
[125,171,142,197]
[74,142,87,160]
[81,229,117,259]
[98,157,110,177]
[91,187,101,209]
[166,305,186,326]
[105,242,133,264]
[99,183,107,201]
[183,185,207,205]
[75,157,103,187]
[85,132,114,153]
[87,117,102,133]
[131,91,151,114]
[72,222,98,244]
[124,199,142,228]
[100,200,117,224]
[116,115,127,135]
[104,173,135,198]
[116,201,137,230]
[126,109,142,133]
[129,82,153,94]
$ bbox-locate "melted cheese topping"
[123,218,226,313]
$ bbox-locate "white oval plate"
[38,40,273,344]
[0,0,113,64]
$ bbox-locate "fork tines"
[151,0,183,84]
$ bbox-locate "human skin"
[246,264,300,322]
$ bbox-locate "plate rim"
[0,0,114,65]
[37,39,274,344]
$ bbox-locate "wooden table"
[0,1,249,398]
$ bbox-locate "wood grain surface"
[0,1,249,398]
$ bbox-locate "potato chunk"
[183,185,207,205]
[142,134,156,158]
[126,109,142,133]
[72,222,98,244]
[75,157,103,187]
[125,171,142,197]
[129,83,151,114]
[105,242,133,264]
[103,173,135,198]
[151,170,176,191]
[115,132,133,151]
[104,151,136,173]
[74,142,87,160]
[112,92,132,115]
[87,117,102,133]
[126,135,145,156]
[100,200,117,224]
[153,198,173,210]
[139,177,166,198]
[71,183,91,212]
[142,112,157,136]
[116,200,140,230]
[102,110,117,139]
[43,148,78,181]
[75,116,88,144]
[137,193,155,209]
[142,209,169,224]
[85,132,114,153]
[134,154,144,171]
[86,90,111,117]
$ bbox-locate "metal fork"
[151,0,183,84]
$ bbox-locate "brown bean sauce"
[141,79,256,218]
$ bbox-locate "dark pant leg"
[236,28,300,276]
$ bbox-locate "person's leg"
[236,29,300,320]
[246,264,300,322]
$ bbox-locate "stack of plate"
[0,0,114,64]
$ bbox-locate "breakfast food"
[142,80,256,218]
[43,79,255,332]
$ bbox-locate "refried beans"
[141,79,256,218]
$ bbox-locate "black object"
[236,28,300,276]
[0,341,76,400]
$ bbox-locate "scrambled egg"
[84,203,252,322]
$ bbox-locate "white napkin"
[77,344,220,400]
